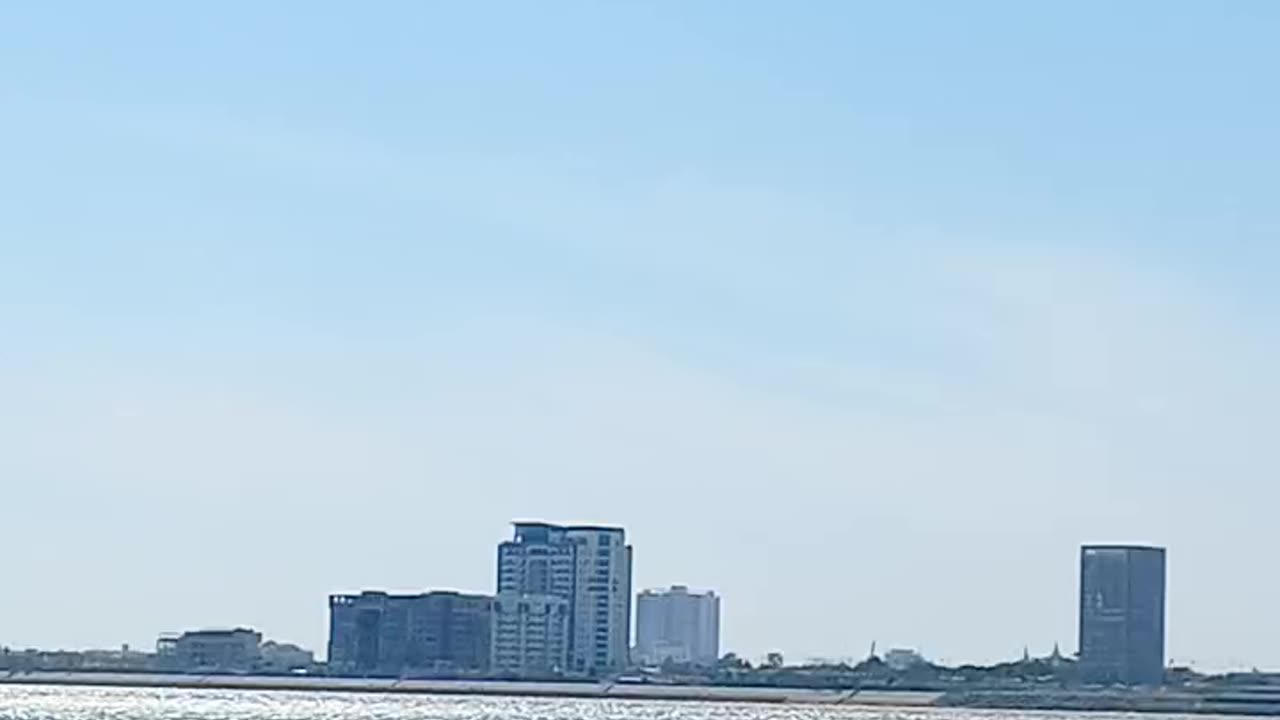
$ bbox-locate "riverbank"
[6,671,1280,715]
[0,672,935,705]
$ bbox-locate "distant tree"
[765,652,785,669]
[718,652,752,670]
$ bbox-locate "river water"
[0,686,1205,720]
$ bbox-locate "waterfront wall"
[0,672,935,705]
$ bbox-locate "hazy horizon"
[4,1,1280,672]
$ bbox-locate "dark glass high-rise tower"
[1078,544,1167,685]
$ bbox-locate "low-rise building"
[0,646,158,672]
[884,647,927,671]
[260,641,315,673]
[159,628,262,673]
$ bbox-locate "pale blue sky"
[3,2,1279,670]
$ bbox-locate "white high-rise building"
[496,522,633,676]
[635,585,720,666]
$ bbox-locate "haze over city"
[3,1,1280,672]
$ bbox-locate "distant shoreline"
[5,671,1280,716]
[0,672,913,705]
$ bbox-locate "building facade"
[1079,544,1167,686]
[491,593,571,676]
[159,628,262,673]
[497,522,633,675]
[328,591,493,676]
[635,585,720,666]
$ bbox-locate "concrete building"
[497,522,633,676]
[159,628,262,673]
[1079,544,1167,686]
[490,593,571,676]
[635,585,720,666]
[328,591,493,676]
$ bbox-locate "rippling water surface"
[0,686,1182,720]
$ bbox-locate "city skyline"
[6,530,1184,674]
[6,1,1280,672]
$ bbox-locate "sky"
[2,1,1279,671]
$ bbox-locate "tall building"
[1078,544,1167,686]
[491,593,571,676]
[328,591,493,676]
[497,522,633,675]
[635,585,720,666]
